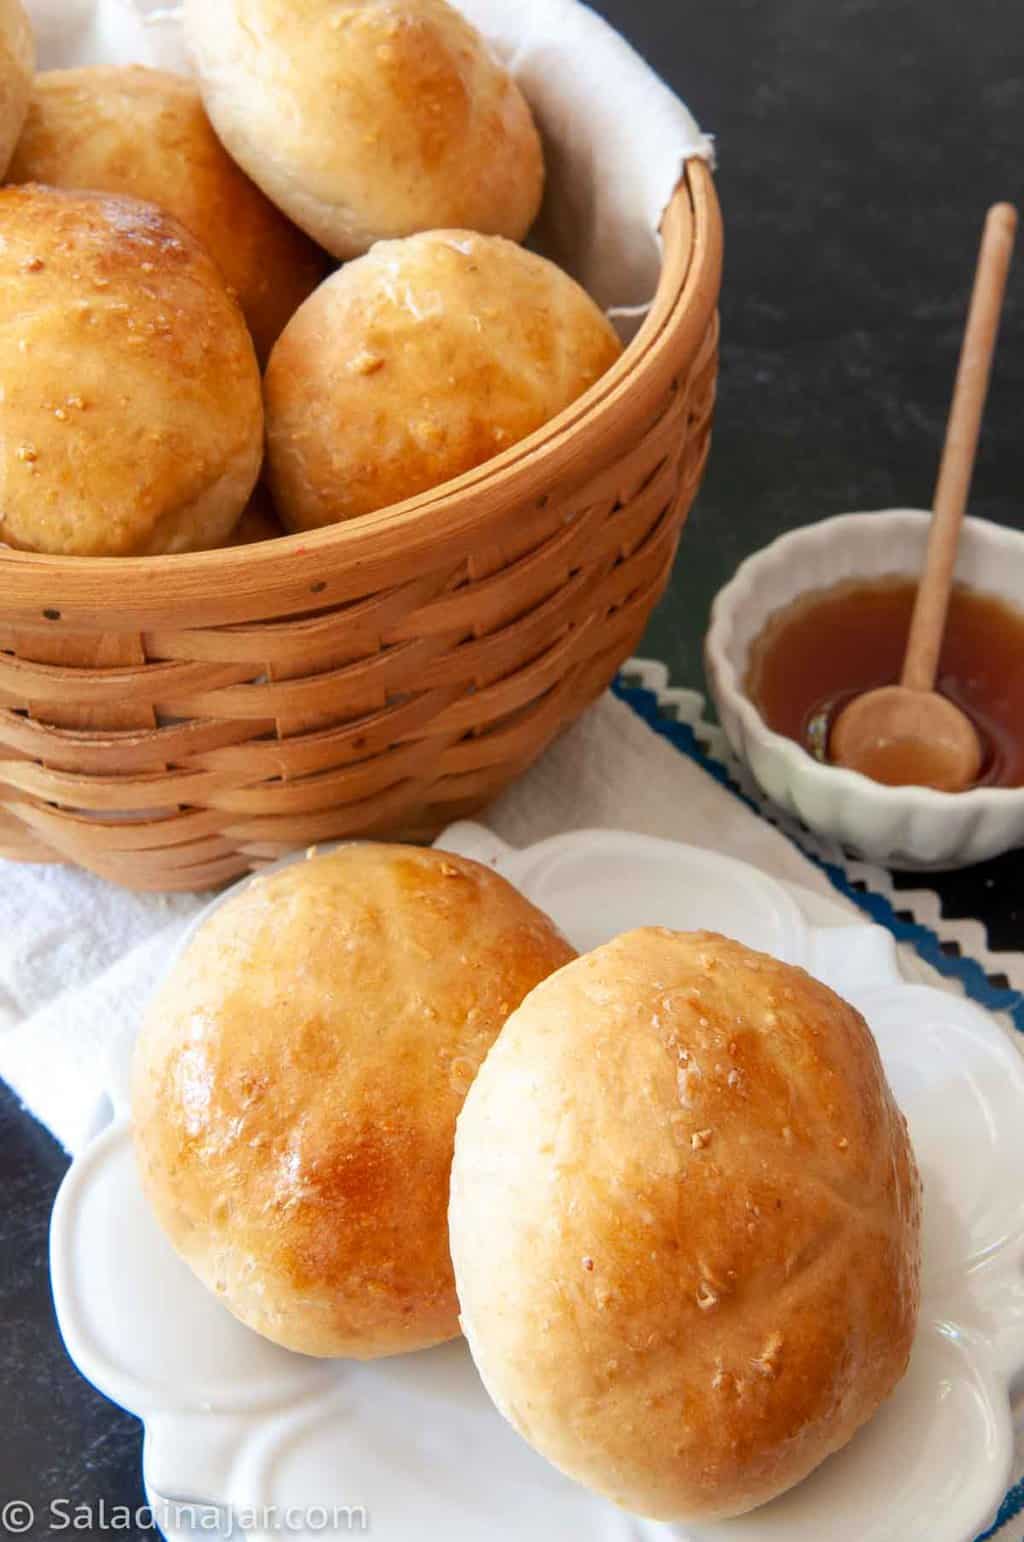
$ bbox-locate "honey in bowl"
[745,576,1024,788]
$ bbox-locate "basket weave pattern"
[0,167,721,891]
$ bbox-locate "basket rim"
[0,160,722,629]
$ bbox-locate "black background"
[2,2,1023,1538]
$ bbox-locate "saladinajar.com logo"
[1,1498,369,1535]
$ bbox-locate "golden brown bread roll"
[0,185,263,557]
[132,844,575,1359]
[450,929,921,1521]
[183,0,544,259]
[0,0,32,179]
[7,66,328,363]
[264,230,624,527]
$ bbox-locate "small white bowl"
[705,508,1024,869]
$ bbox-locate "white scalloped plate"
[49,824,1024,1542]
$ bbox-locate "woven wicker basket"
[0,161,721,891]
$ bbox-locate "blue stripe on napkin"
[977,1478,1024,1540]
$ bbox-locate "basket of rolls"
[0,0,721,892]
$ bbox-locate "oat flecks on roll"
[449,928,922,1522]
[264,229,624,528]
[131,844,575,1360]
[0,185,263,557]
[8,66,328,362]
[184,0,544,260]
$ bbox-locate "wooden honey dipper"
[831,201,1018,790]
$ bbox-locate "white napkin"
[0,686,845,1154]
[23,0,713,316]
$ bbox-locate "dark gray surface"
[635,0,1024,683]
[2,2,1022,1537]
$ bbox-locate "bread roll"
[132,844,575,1359]
[450,929,921,1521]
[0,0,32,178]
[265,230,623,527]
[183,0,544,259]
[0,185,263,557]
[7,66,327,362]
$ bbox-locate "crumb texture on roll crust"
[7,66,328,361]
[264,229,623,527]
[0,0,33,179]
[449,928,922,1522]
[0,185,263,557]
[131,844,575,1359]
[183,0,544,258]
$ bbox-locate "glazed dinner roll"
[450,929,921,1522]
[0,0,32,179]
[183,0,544,259]
[0,185,263,557]
[7,66,327,362]
[131,844,575,1360]
[265,230,624,527]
